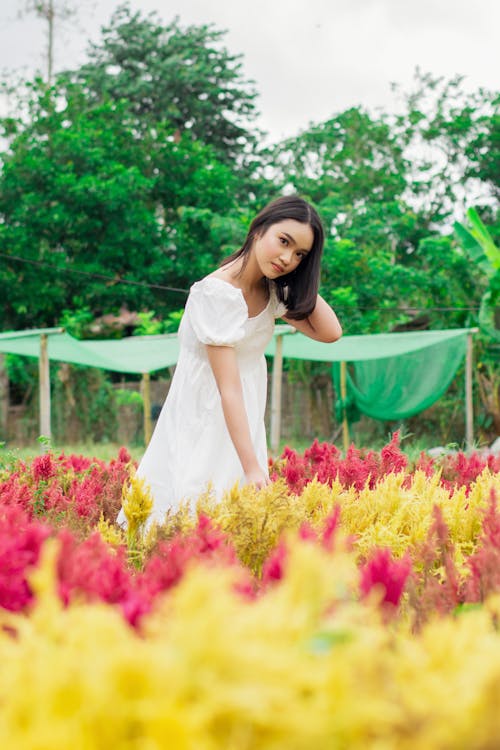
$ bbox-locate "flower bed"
[1,435,500,747]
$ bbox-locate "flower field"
[2,435,500,748]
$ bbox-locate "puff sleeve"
[187,278,248,346]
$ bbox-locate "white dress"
[119,276,286,525]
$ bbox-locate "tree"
[66,4,259,166]
[269,105,483,334]
[0,78,241,330]
[391,70,500,221]
[20,0,89,84]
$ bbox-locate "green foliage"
[59,308,95,339]
[114,388,143,408]
[391,70,499,221]
[132,312,164,336]
[454,208,500,343]
[0,81,241,329]
[163,310,184,334]
[454,207,500,276]
[0,5,260,331]
[52,365,118,443]
[70,4,259,165]
[5,354,38,390]
[0,8,498,443]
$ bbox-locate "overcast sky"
[0,0,498,142]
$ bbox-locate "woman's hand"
[244,465,270,490]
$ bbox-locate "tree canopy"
[0,9,498,343]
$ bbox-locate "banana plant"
[454,207,500,343]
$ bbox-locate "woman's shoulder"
[188,274,247,317]
[191,273,243,298]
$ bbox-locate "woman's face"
[252,219,314,279]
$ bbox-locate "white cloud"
[0,0,498,142]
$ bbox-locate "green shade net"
[0,331,179,374]
[331,331,469,421]
[0,327,471,421]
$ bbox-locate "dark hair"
[221,195,324,320]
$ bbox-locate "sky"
[0,0,499,143]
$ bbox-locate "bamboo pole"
[142,373,152,446]
[39,334,51,442]
[465,331,475,451]
[340,360,349,454]
[270,333,284,455]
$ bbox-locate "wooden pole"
[270,334,284,454]
[39,334,51,442]
[142,373,152,446]
[340,360,349,454]
[0,354,8,441]
[465,332,474,451]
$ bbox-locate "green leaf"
[453,221,494,277]
[466,208,500,270]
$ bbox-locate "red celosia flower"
[261,541,287,585]
[379,431,407,476]
[298,522,317,542]
[465,490,500,602]
[322,506,341,552]
[359,548,412,607]
[32,453,56,482]
[138,515,238,599]
[0,505,51,612]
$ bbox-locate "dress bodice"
[179,276,286,372]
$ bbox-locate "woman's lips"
[271,262,284,273]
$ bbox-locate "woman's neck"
[226,253,266,293]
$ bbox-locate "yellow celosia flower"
[97,513,125,548]
[3,529,500,748]
[121,471,154,548]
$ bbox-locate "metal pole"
[340,360,349,454]
[39,334,51,441]
[270,334,284,454]
[142,373,152,446]
[465,332,474,451]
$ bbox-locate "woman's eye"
[279,237,288,246]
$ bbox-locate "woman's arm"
[206,344,269,488]
[283,295,342,343]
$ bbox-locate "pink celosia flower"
[322,506,341,552]
[31,453,56,482]
[138,515,238,599]
[261,541,287,585]
[298,522,317,542]
[0,505,51,611]
[359,548,412,607]
[379,431,407,476]
[465,490,500,602]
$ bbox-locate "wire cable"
[0,250,481,311]
[0,251,189,295]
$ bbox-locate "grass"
[0,441,144,466]
[0,432,456,468]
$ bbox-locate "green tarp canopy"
[265,327,472,421]
[0,326,473,422]
[0,330,179,373]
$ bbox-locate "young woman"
[118,196,342,526]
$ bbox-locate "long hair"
[221,196,324,320]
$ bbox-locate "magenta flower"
[360,548,412,607]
